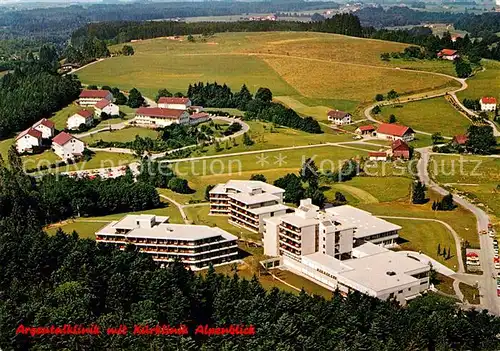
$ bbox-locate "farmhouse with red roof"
[135,107,190,127]
[189,112,210,125]
[355,125,376,135]
[437,49,459,61]
[94,98,119,117]
[391,139,411,160]
[158,97,192,110]
[480,97,497,112]
[67,110,94,130]
[376,123,415,142]
[452,134,469,146]
[79,89,113,107]
[327,110,352,125]
[15,128,42,154]
[52,132,85,160]
[32,118,55,139]
[368,152,387,161]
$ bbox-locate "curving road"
[417,146,497,314]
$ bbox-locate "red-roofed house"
[189,112,210,125]
[32,118,55,139]
[452,134,468,146]
[67,110,94,130]
[79,89,113,106]
[158,97,192,110]
[376,123,415,142]
[480,97,497,112]
[355,125,376,135]
[437,49,459,61]
[135,107,190,127]
[368,152,387,161]
[327,110,352,125]
[52,132,85,160]
[391,139,411,160]
[94,98,119,117]
[15,128,42,153]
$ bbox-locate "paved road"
[417,146,497,313]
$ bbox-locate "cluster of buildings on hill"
[134,97,209,128]
[96,180,430,305]
[70,89,120,131]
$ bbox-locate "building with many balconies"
[263,199,429,305]
[95,214,239,270]
[209,180,288,233]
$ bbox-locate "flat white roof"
[228,192,280,205]
[325,205,401,239]
[112,214,169,230]
[247,203,290,215]
[209,180,284,195]
[352,241,388,258]
[280,213,318,228]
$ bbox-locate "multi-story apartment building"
[209,180,288,233]
[263,199,429,305]
[95,214,239,270]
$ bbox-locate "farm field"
[456,60,500,102]
[45,200,184,238]
[359,189,479,246]
[390,218,459,270]
[81,127,159,144]
[76,32,460,114]
[378,97,470,136]
[429,155,500,185]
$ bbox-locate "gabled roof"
[136,107,186,119]
[357,125,375,132]
[95,98,111,109]
[74,110,93,119]
[453,134,468,145]
[52,132,79,146]
[368,152,387,157]
[481,96,497,104]
[392,139,410,151]
[377,123,414,137]
[79,89,111,99]
[190,112,210,119]
[158,97,191,104]
[33,118,55,129]
[438,49,457,56]
[328,110,350,119]
[16,127,42,141]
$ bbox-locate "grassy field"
[82,127,159,144]
[391,218,459,270]
[45,200,184,238]
[457,60,500,102]
[429,155,500,185]
[50,103,90,130]
[360,189,479,246]
[379,97,470,136]
[459,282,480,304]
[76,32,459,110]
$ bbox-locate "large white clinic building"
[263,199,430,305]
[95,214,239,270]
[209,180,289,233]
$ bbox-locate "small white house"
[368,152,387,161]
[327,110,352,125]
[15,128,42,154]
[437,49,459,61]
[158,97,192,110]
[480,97,497,112]
[135,107,190,127]
[94,99,120,117]
[32,118,55,139]
[79,90,113,107]
[52,132,85,160]
[67,110,93,130]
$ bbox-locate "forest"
[1,155,500,349]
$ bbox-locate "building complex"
[263,199,429,305]
[95,214,239,270]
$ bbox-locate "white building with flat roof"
[209,180,288,233]
[95,214,239,270]
[263,199,427,305]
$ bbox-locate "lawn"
[379,97,470,136]
[45,200,184,238]
[359,189,479,246]
[456,60,500,102]
[77,31,460,108]
[459,282,480,304]
[82,127,159,144]
[0,137,14,161]
[390,218,459,270]
[50,103,91,130]
[429,155,500,185]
